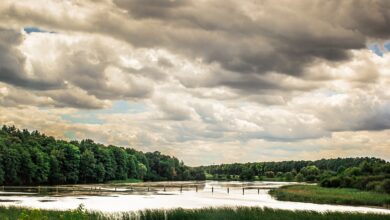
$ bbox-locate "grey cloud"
[46,88,109,109]
[113,0,191,19]
[0,28,63,90]
[0,83,107,109]
[2,0,375,82]
[0,28,156,108]
[0,84,53,108]
[109,0,368,76]
[154,97,194,121]
[348,103,390,132]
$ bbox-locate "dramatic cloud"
[0,0,389,165]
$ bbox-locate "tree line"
[200,157,386,179]
[0,125,205,185]
[320,161,390,194]
[199,157,390,193]
[1,124,389,194]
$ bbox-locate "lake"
[0,181,389,214]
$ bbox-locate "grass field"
[270,184,390,208]
[1,206,390,220]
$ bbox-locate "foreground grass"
[270,184,390,208]
[1,206,390,220]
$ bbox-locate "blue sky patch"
[24,27,55,34]
[61,114,104,125]
[61,100,147,125]
[384,42,390,52]
[368,44,384,57]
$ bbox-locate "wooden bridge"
[0,185,276,195]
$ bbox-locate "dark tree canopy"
[0,125,205,185]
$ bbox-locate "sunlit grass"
[270,184,390,208]
[1,206,389,220]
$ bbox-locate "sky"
[0,0,390,166]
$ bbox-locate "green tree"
[3,148,21,185]
[110,147,128,180]
[382,179,390,194]
[30,148,49,184]
[240,167,255,180]
[295,173,304,182]
[137,163,147,179]
[265,171,275,178]
[127,156,138,179]
[79,149,96,183]
[61,143,81,183]
[19,148,36,185]
[300,165,320,181]
[48,152,65,184]
[284,172,294,181]
[95,162,106,183]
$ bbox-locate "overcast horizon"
[0,0,390,166]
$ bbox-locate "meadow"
[1,206,390,220]
[270,184,390,208]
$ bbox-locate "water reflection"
[0,181,389,214]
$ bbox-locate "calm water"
[0,181,389,214]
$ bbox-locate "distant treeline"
[200,157,386,178]
[200,157,390,194]
[0,125,205,185]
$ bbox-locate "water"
[0,181,389,214]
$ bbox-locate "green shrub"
[284,172,294,181]
[295,173,304,182]
[340,176,353,188]
[321,177,341,188]
[382,179,390,194]
[265,171,275,178]
[366,181,383,192]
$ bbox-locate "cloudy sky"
[0,0,390,165]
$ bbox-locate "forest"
[1,124,389,195]
[0,125,205,185]
[202,157,390,194]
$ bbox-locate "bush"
[305,175,317,182]
[382,179,390,194]
[320,179,330,187]
[284,172,294,181]
[382,163,390,174]
[344,167,361,176]
[340,176,353,188]
[265,171,275,178]
[352,175,388,190]
[366,181,383,192]
[328,177,341,187]
[320,177,342,188]
[300,165,320,177]
[295,173,304,182]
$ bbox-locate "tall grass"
[270,184,390,208]
[1,206,389,220]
